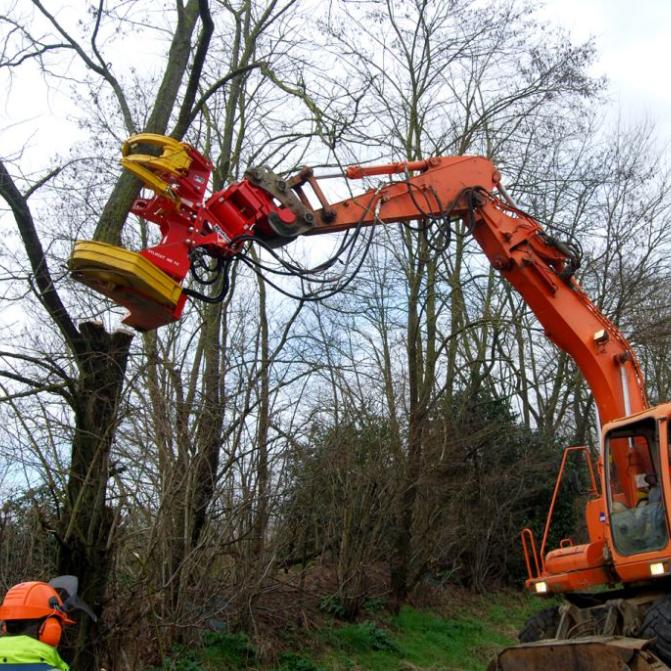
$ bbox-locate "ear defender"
[38,616,63,647]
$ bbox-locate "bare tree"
[0,0,289,666]
[311,0,602,606]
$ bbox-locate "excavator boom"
[69,135,646,424]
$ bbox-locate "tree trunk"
[58,322,133,671]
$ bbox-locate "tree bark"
[59,322,133,670]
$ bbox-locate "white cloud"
[540,0,671,145]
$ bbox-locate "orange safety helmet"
[0,581,75,647]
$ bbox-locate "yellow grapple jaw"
[120,133,193,204]
[68,241,185,331]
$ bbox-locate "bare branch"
[174,62,264,139]
[0,378,71,402]
[0,159,82,353]
[23,165,62,200]
[30,0,137,134]
[171,0,214,140]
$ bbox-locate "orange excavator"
[70,134,671,669]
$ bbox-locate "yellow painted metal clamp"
[120,133,193,204]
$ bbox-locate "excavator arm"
[305,157,647,425]
[69,133,646,426]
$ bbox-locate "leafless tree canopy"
[0,0,670,668]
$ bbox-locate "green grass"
[148,592,553,671]
[147,632,256,670]
[317,607,513,671]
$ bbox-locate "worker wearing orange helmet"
[0,576,96,670]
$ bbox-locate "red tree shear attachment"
[69,134,322,330]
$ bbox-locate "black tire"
[518,605,560,643]
[640,595,671,665]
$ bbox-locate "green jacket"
[0,635,69,670]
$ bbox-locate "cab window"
[606,418,668,555]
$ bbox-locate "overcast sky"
[2,1,670,165]
[541,0,671,146]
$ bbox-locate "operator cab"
[605,413,671,565]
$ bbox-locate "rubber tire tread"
[518,606,560,643]
[640,595,671,665]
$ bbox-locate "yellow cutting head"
[68,240,185,331]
